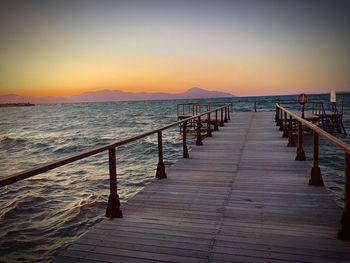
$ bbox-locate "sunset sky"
[0,0,349,97]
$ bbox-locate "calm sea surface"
[0,94,349,262]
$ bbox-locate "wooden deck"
[55,112,350,263]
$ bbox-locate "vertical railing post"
[196,115,203,145]
[207,112,212,137]
[105,148,123,218]
[338,152,350,240]
[282,111,289,138]
[309,131,324,186]
[214,110,219,131]
[155,131,167,179]
[276,104,280,126]
[279,108,284,131]
[227,105,231,120]
[287,115,296,147]
[220,108,224,126]
[295,121,306,161]
[275,104,277,123]
[254,101,257,112]
[224,107,228,123]
[182,121,189,158]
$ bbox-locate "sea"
[0,93,349,262]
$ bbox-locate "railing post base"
[214,124,219,131]
[105,194,123,218]
[282,129,289,138]
[295,147,306,161]
[183,146,189,158]
[338,211,350,241]
[196,136,203,146]
[288,135,296,147]
[279,123,284,131]
[309,167,324,186]
[155,162,167,179]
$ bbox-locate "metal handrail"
[0,104,230,187]
[276,104,350,154]
[275,103,350,240]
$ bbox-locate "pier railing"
[0,104,230,218]
[275,103,350,240]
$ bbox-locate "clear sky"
[0,0,349,97]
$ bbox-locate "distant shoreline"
[0,102,35,107]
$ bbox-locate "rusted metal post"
[214,110,219,131]
[105,148,123,218]
[207,112,212,137]
[224,107,228,123]
[279,108,284,131]
[295,121,306,161]
[282,111,289,138]
[309,131,324,186]
[227,105,231,120]
[287,115,296,147]
[338,152,350,240]
[182,121,189,158]
[220,108,224,126]
[196,115,203,145]
[155,131,167,179]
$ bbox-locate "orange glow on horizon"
[1,1,349,98]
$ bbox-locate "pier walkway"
[55,112,350,263]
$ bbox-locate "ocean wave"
[0,136,28,148]
[0,94,349,262]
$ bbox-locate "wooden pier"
[55,112,350,263]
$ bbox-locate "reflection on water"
[0,94,349,262]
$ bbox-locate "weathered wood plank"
[55,112,350,263]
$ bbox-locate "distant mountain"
[0,87,234,104]
[179,87,233,99]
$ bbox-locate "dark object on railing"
[254,101,257,112]
[155,131,167,179]
[276,103,350,241]
[105,148,123,218]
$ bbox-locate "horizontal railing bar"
[0,105,229,187]
[277,104,350,155]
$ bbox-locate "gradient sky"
[0,0,349,97]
